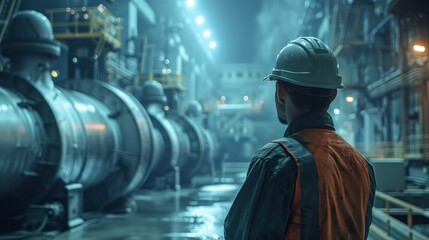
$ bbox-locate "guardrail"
[46,4,121,54]
[374,191,429,240]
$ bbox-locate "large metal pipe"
[167,112,205,184]
[58,79,154,210]
[52,85,120,188]
[139,80,215,185]
[0,73,64,225]
[0,73,155,219]
[142,108,182,189]
[138,81,182,189]
[200,128,219,176]
[0,74,47,223]
[0,86,44,197]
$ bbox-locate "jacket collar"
[284,111,335,137]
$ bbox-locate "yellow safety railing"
[46,4,121,54]
[139,71,186,91]
[375,191,429,240]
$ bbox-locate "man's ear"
[276,81,286,104]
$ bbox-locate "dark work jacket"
[224,111,376,240]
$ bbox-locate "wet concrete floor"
[19,166,428,239]
[53,176,245,240]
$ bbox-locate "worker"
[224,37,376,240]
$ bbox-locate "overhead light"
[334,108,340,115]
[243,95,249,102]
[196,16,204,25]
[97,4,105,13]
[162,68,172,74]
[50,70,59,78]
[413,44,426,53]
[203,30,211,38]
[186,0,195,8]
[346,96,354,103]
[209,41,217,49]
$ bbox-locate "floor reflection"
[53,181,242,240]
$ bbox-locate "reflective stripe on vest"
[273,137,320,240]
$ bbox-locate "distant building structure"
[301,0,429,160]
[218,63,266,102]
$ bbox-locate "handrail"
[375,190,429,240]
[139,72,186,91]
[369,224,390,240]
[46,5,121,51]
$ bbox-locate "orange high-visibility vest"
[276,129,375,240]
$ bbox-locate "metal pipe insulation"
[167,112,205,184]
[0,74,154,217]
[0,86,44,197]
[0,73,65,222]
[0,10,157,221]
[0,74,46,212]
[143,105,181,187]
[52,84,120,188]
[58,79,154,210]
[200,129,219,177]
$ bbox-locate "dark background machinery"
[0,5,219,237]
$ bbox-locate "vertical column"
[403,86,409,156]
[422,80,429,158]
[362,108,383,157]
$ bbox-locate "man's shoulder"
[251,141,297,178]
[252,142,285,160]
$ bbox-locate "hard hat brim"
[263,72,344,90]
[264,73,340,97]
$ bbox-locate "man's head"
[264,37,343,124]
